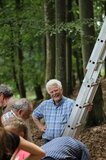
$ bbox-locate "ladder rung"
[83,103,90,107]
[75,123,82,128]
[97,60,104,64]
[83,102,93,107]
[87,82,98,87]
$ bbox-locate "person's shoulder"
[34,99,52,110]
[63,96,75,103]
[2,111,16,123]
[39,99,53,105]
[54,136,73,142]
[51,136,77,147]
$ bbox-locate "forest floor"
[30,78,106,160]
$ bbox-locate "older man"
[1,98,33,142]
[32,79,75,143]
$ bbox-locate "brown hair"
[0,127,10,158]
[2,117,28,139]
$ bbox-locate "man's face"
[18,106,33,120]
[0,94,4,107]
[48,84,63,104]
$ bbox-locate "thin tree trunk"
[34,85,43,100]
[44,0,55,83]
[86,85,105,127]
[55,0,66,95]
[79,0,95,69]
[17,46,26,98]
[74,51,84,85]
[104,2,106,77]
[9,24,20,94]
[66,0,73,96]
[44,0,55,99]
[16,0,26,97]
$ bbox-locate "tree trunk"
[55,0,66,95]
[79,0,95,69]
[16,0,26,98]
[9,24,20,94]
[104,2,106,77]
[44,0,55,83]
[86,85,105,127]
[79,0,105,126]
[74,51,84,85]
[34,85,43,100]
[0,0,3,7]
[44,0,55,99]
[66,0,73,96]
[17,47,26,98]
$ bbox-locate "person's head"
[0,127,13,158]
[0,84,13,107]
[11,98,33,120]
[46,79,63,104]
[2,117,28,139]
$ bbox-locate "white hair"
[46,79,62,94]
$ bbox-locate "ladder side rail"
[63,58,105,137]
[62,82,98,137]
[72,84,99,138]
[90,49,106,84]
[86,17,106,69]
[77,83,99,127]
[85,40,106,79]
[62,105,83,136]
[62,83,93,136]
[62,65,104,137]
[74,81,94,105]
[73,56,104,106]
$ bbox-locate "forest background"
[0,0,106,126]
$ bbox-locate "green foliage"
[0,0,105,96]
[0,0,44,95]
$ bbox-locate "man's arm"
[32,116,46,133]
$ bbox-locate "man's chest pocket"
[59,114,67,124]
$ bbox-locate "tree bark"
[34,85,43,100]
[86,85,105,127]
[74,51,84,85]
[104,1,106,77]
[79,0,95,69]
[55,0,66,95]
[66,0,73,96]
[16,0,26,97]
[44,0,55,83]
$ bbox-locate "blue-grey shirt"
[32,96,75,140]
[41,136,90,160]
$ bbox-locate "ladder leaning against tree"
[62,17,106,138]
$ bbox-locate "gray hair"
[0,84,13,97]
[46,79,62,94]
[12,98,32,112]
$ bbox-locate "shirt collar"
[51,96,66,106]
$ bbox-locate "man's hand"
[86,104,93,112]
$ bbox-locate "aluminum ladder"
[63,17,106,138]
